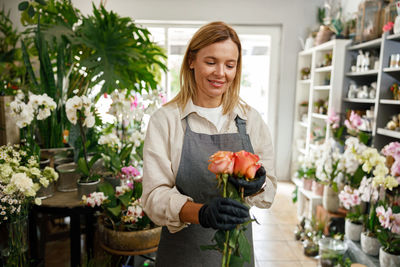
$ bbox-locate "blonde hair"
[167,21,247,114]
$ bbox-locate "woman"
[142,21,277,266]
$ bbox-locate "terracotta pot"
[314,25,334,46]
[302,178,313,191]
[379,247,400,267]
[323,185,339,213]
[312,181,324,196]
[98,219,161,252]
[345,219,362,242]
[361,232,381,256]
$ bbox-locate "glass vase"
[0,216,29,267]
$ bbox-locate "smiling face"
[189,39,239,107]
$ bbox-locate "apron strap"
[184,116,191,131]
[235,116,247,135]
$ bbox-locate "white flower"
[9,172,35,197]
[66,95,82,111]
[34,198,42,205]
[66,108,78,125]
[83,115,95,128]
[39,177,49,187]
[73,89,79,94]
[82,192,108,207]
[98,133,121,147]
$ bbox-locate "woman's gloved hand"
[198,197,249,230]
[228,166,266,197]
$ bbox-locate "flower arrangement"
[326,109,346,145]
[375,204,400,255]
[82,165,152,231]
[383,21,394,33]
[205,150,262,267]
[339,185,363,223]
[340,137,367,188]
[0,144,57,266]
[344,110,371,145]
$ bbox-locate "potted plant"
[82,167,161,252]
[338,185,363,241]
[0,144,57,266]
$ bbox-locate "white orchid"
[65,95,96,128]
[98,133,121,147]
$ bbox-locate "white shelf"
[314,66,332,72]
[377,128,400,139]
[387,33,400,41]
[313,85,331,90]
[348,38,382,50]
[346,70,379,76]
[298,121,308,128]
[312,113,328,120]
[298,148,306,155]
[343,98,376,103]
[380,99,400,105]
[298,79,311,84]
[383,67,400,73]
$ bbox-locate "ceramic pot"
[379,247,400,267]
[312,181,324,196]
[56,162,79,192]
[77,180,100,200]
[36,182,54,200]
[98,217,162,252]
[345,219,362,242]
[360,232,381,256]
[323,185,339,213]
[302,178,313,191]
[314,25,334,46]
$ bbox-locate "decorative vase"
[36,182,55,200]
[77,180,100,200]
[314,25,334,46]
[360,232,381,256]
[323,185,339,213]
[318,238,348,267]
[312,181,324,196]
[56,162,79,192]
[302,178,313,191]
[0,216,28,266]
[379,246,400,267]
[98,218,162,252]
[344,219,363,242]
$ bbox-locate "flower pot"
[312,181,324,196]
[302,178,313,191]
[323,185,339,213]
[54,157,74,168]
[345,219,362,242]
[77,180,100,200]
[98,219,162,252]
[0,216,28,266]
[36,182,55,200]
[360,232,381,256]
[318,238,347,267]
[56,162,79,192]
[379,246,400,267]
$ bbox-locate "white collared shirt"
[142,99,277,233]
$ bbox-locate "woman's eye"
[206,62,215,65]
[226,65,235,69]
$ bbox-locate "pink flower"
[233,150,261,179]
[121,166,140,177]
[131,96,138,110]
[350,111,362,127]
[382,142,400,159]
[327,109,340,129]
[208,151,235,175]
[159,93,167,104]
[383,22,394,32]
[391,214,400,234]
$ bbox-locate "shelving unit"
[290,39,351,181]
[292,178,322,220]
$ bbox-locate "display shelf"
[383,67,400,73]
[312,113,328,120]
[298,148,306,155]
[314,66,332,72]
[348,37,382,50]
[299,79,311,84]
[380,99,400,105]
[313,85,330,90]
[345,239,380,267]
[299,121,308,128]
[345,70,379,76]
[292,178,322,220]
[343,98,376,103]
[387,33,400,41]
[376,128,400,139]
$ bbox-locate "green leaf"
[18,2,29,11]
[214,230,226,251]
[133,182,142,199]
[228,228,240,249]
[238,231,251,263]
[78,157,90,176]
[118,192,132,207]
[106,205,121,217]
[393,206,400,214]
[200,245,219,251]
[27,5,35,18]
[351,166,366,188]
[88,154,102,169]
[229,255,245,267]
[227,181,240,201]
[97,182,115,197]
[34,0,47,5]
[119,143,133,162]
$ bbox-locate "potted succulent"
[82,167,161,252]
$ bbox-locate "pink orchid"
[350,111,362,127]
[383,21,394,32]
[121,166,140,177]
[392,214,400,234]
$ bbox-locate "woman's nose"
[214,64,224,77]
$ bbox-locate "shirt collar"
[180,98,248,120]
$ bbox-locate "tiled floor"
[45,182,318,266]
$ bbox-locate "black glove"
[198,197,249,230]
[228,166,266,197]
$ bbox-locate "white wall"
[341,0,363,15]
[4,0,325,181]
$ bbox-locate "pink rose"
[233,150,261,179]
[208,151,235,175]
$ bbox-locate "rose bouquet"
[203,150,264,267]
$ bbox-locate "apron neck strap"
[235,116,247,135]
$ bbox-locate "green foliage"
[292,186,298,203]
[317,7,326,25]
[73,4,167,96]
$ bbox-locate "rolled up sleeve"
[245,110,277,208]
[142,110,192,233]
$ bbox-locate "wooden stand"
[316,204,347,235]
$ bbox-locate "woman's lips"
[208,80,225,88]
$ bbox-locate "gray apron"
[155,114,255,267]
